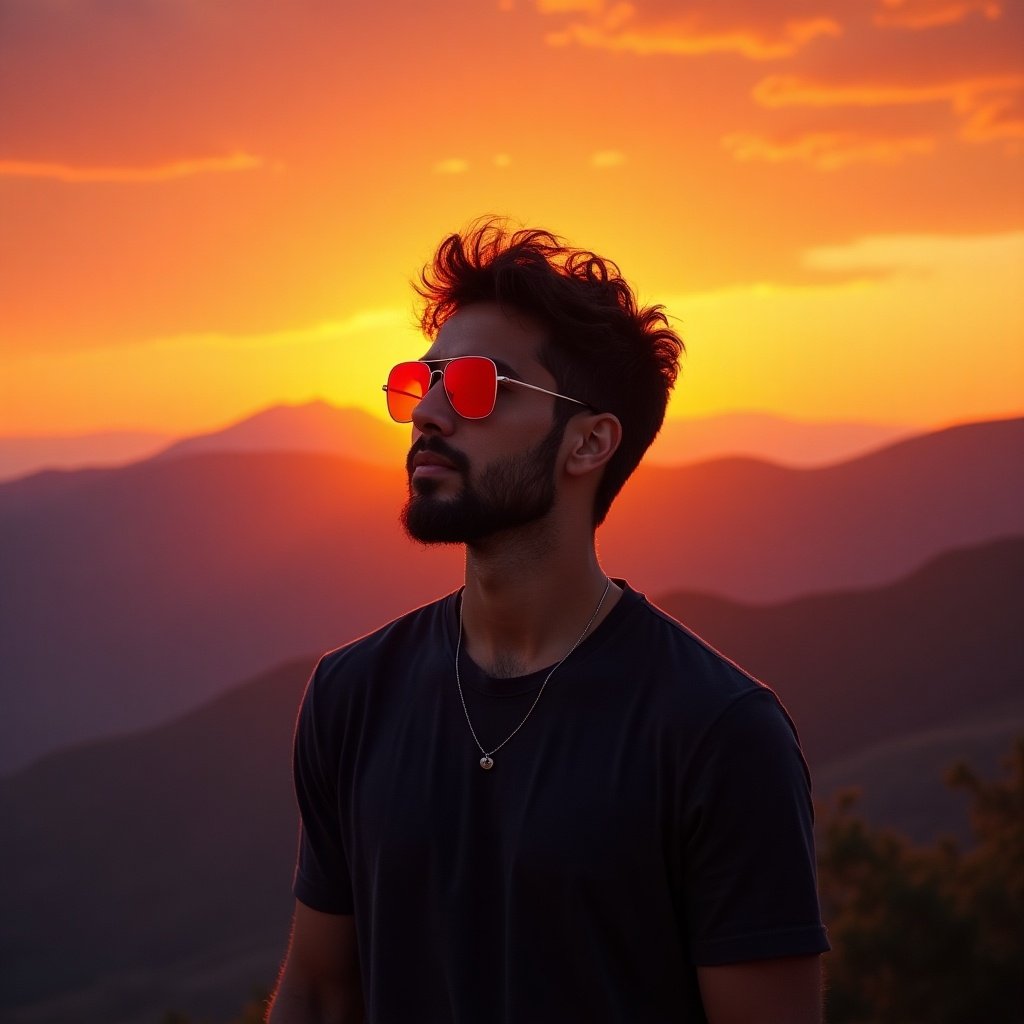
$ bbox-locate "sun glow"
[0,0,1020,440]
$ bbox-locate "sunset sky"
[1,0,1021,439]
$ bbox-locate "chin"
[401,493,465,545]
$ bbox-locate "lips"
[412,451,457,470]
[406,439,469,483]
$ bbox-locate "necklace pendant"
[457,579,610,777]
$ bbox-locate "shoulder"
[302,591,458,716]
[319,590,456,673]
[624,590,812,796]
[613,583,787,728]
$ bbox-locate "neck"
[459,521,620,676]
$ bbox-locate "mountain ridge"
[1,416,1020,774]
[0,403,939,485]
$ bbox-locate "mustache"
[406,436,471,475]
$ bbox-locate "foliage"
[818,738,1024,1023]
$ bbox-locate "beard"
[401,422,564,545]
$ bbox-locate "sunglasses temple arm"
[382,384,426,401]
[497,376,590,408]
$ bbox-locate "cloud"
[539,3,842,60]
[433,158,469,174]
[723,130,936,169]
[800,229,1024,274]
[5,307,402,359]
[959,89,1024,141]
[0,152,267,183]
[591,149,627,167]
[0,307,422,434]
[872,0,1003,30]
[752,72,1024,142]
[537,0,603,10]
[661,231,1024,426]
[127,308,412,356]
[752,72,1021,108]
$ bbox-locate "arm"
[698,954,823,1024]
[267,901,364,1024]
[681,692,830,1018]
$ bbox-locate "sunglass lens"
[444,357,496,419]
[386,362,430,422]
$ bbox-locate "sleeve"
[292,656,355,915]
[680,687,830,965]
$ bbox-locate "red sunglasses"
[382,356,591,423]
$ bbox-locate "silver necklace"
[455,578,612,771]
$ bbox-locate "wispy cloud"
[801,230,1024,274]
[534,0,1007,58]
[959,89,1024,141]
[0,308,421,434]
[591,149,626,167]
[872,0,1003,30]
[542,5,841,60]
[723,130,936,169]
[130,309,412,355]
[752,72,1024,142]
[433,158,469,174]
[0,152,267,183]
[753,72,1022,109]
[536,0,603,11]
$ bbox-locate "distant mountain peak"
[153,400,407,465]
[168,401,932,470]
[647,409,922,468]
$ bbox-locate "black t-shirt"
[293,582,829,1023]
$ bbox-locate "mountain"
[159,404,917,471]
[645,411,915,467]
[0,430,170,484]
[655,536,1024,771]
[0,451,462,775]
[1,417,1020,775]
[152,400,407,467]
[2,539,1020,1024]
[601,416,1024,600]
[0,657,308,1024]
[0,403,924,486]
[0,402,407,487]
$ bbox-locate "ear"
[563,413,622,478]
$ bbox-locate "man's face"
[400,304,568,546]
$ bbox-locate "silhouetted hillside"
[0,463,121,517]
[656,536,1024,769]
[0,430,169,484]
[0,404,922,484]
[646,410,914,467]
[152,400,407,466]
[1,539,1020,1024]
[1,417,1020,774]
[0,657,309,1023]
[160,403,916,471]
[603,416,1024,599]
[0,451,461,774]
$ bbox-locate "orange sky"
[1,0,1021,438]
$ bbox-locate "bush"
[818,739,1024,1023]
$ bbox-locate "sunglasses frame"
[382,356,592,423]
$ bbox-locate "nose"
[410,368,456,437]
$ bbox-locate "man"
[268,221,829,1023]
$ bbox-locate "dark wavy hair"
[415,218,684,526]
